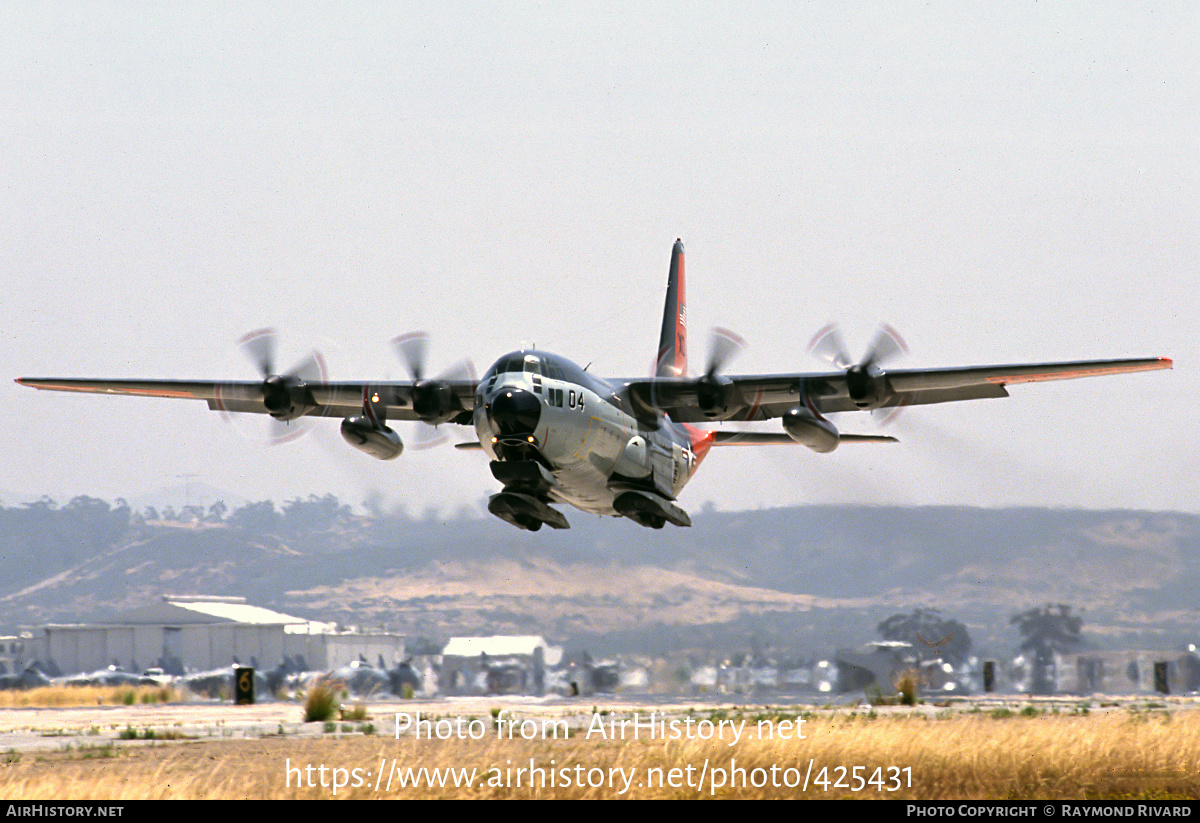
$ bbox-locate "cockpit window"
[542,359,563,381]
[486,354,525,376]
[482,351,605,396]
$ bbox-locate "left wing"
[622,357,1172,423]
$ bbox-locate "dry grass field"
[0,685,180,708]
[2,703,1198,799]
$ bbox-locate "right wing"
[14,377,479,425]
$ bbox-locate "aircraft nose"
[486,387,541,439]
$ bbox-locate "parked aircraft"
[17,240,1171,531]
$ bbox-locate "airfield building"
[0,635,30,676]
[439,635,563,696]
[30,595,405,676]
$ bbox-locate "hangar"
[31,595,405,676]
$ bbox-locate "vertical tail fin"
[655,239,687,377]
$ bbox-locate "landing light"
[527,436,535,443]
[372,392,380,403]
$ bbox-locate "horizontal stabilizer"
[840,433,899,444]
[711,431,897,445]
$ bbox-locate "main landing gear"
[486,460,570,531]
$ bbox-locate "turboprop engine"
[782,406,840,453]
[809,323,906,410]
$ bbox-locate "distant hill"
[1,497,1196,659]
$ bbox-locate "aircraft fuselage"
[474,350,708,530]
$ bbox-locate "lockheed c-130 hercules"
[18,240,1171,532]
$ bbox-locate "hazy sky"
[2,3,1195,518]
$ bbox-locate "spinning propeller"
[808,323,909,417]
[390,332,475,449]
[642,326,747,422]
[218,328,328,444]
[694,327,746,418]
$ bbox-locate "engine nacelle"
[695,374,734,419]
[845,365,890,409]
[412,379,457,424]
[341,416,404,460]
[262,375,317,421]
[782,406,840,453]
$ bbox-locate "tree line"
[877,604,1085,665]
